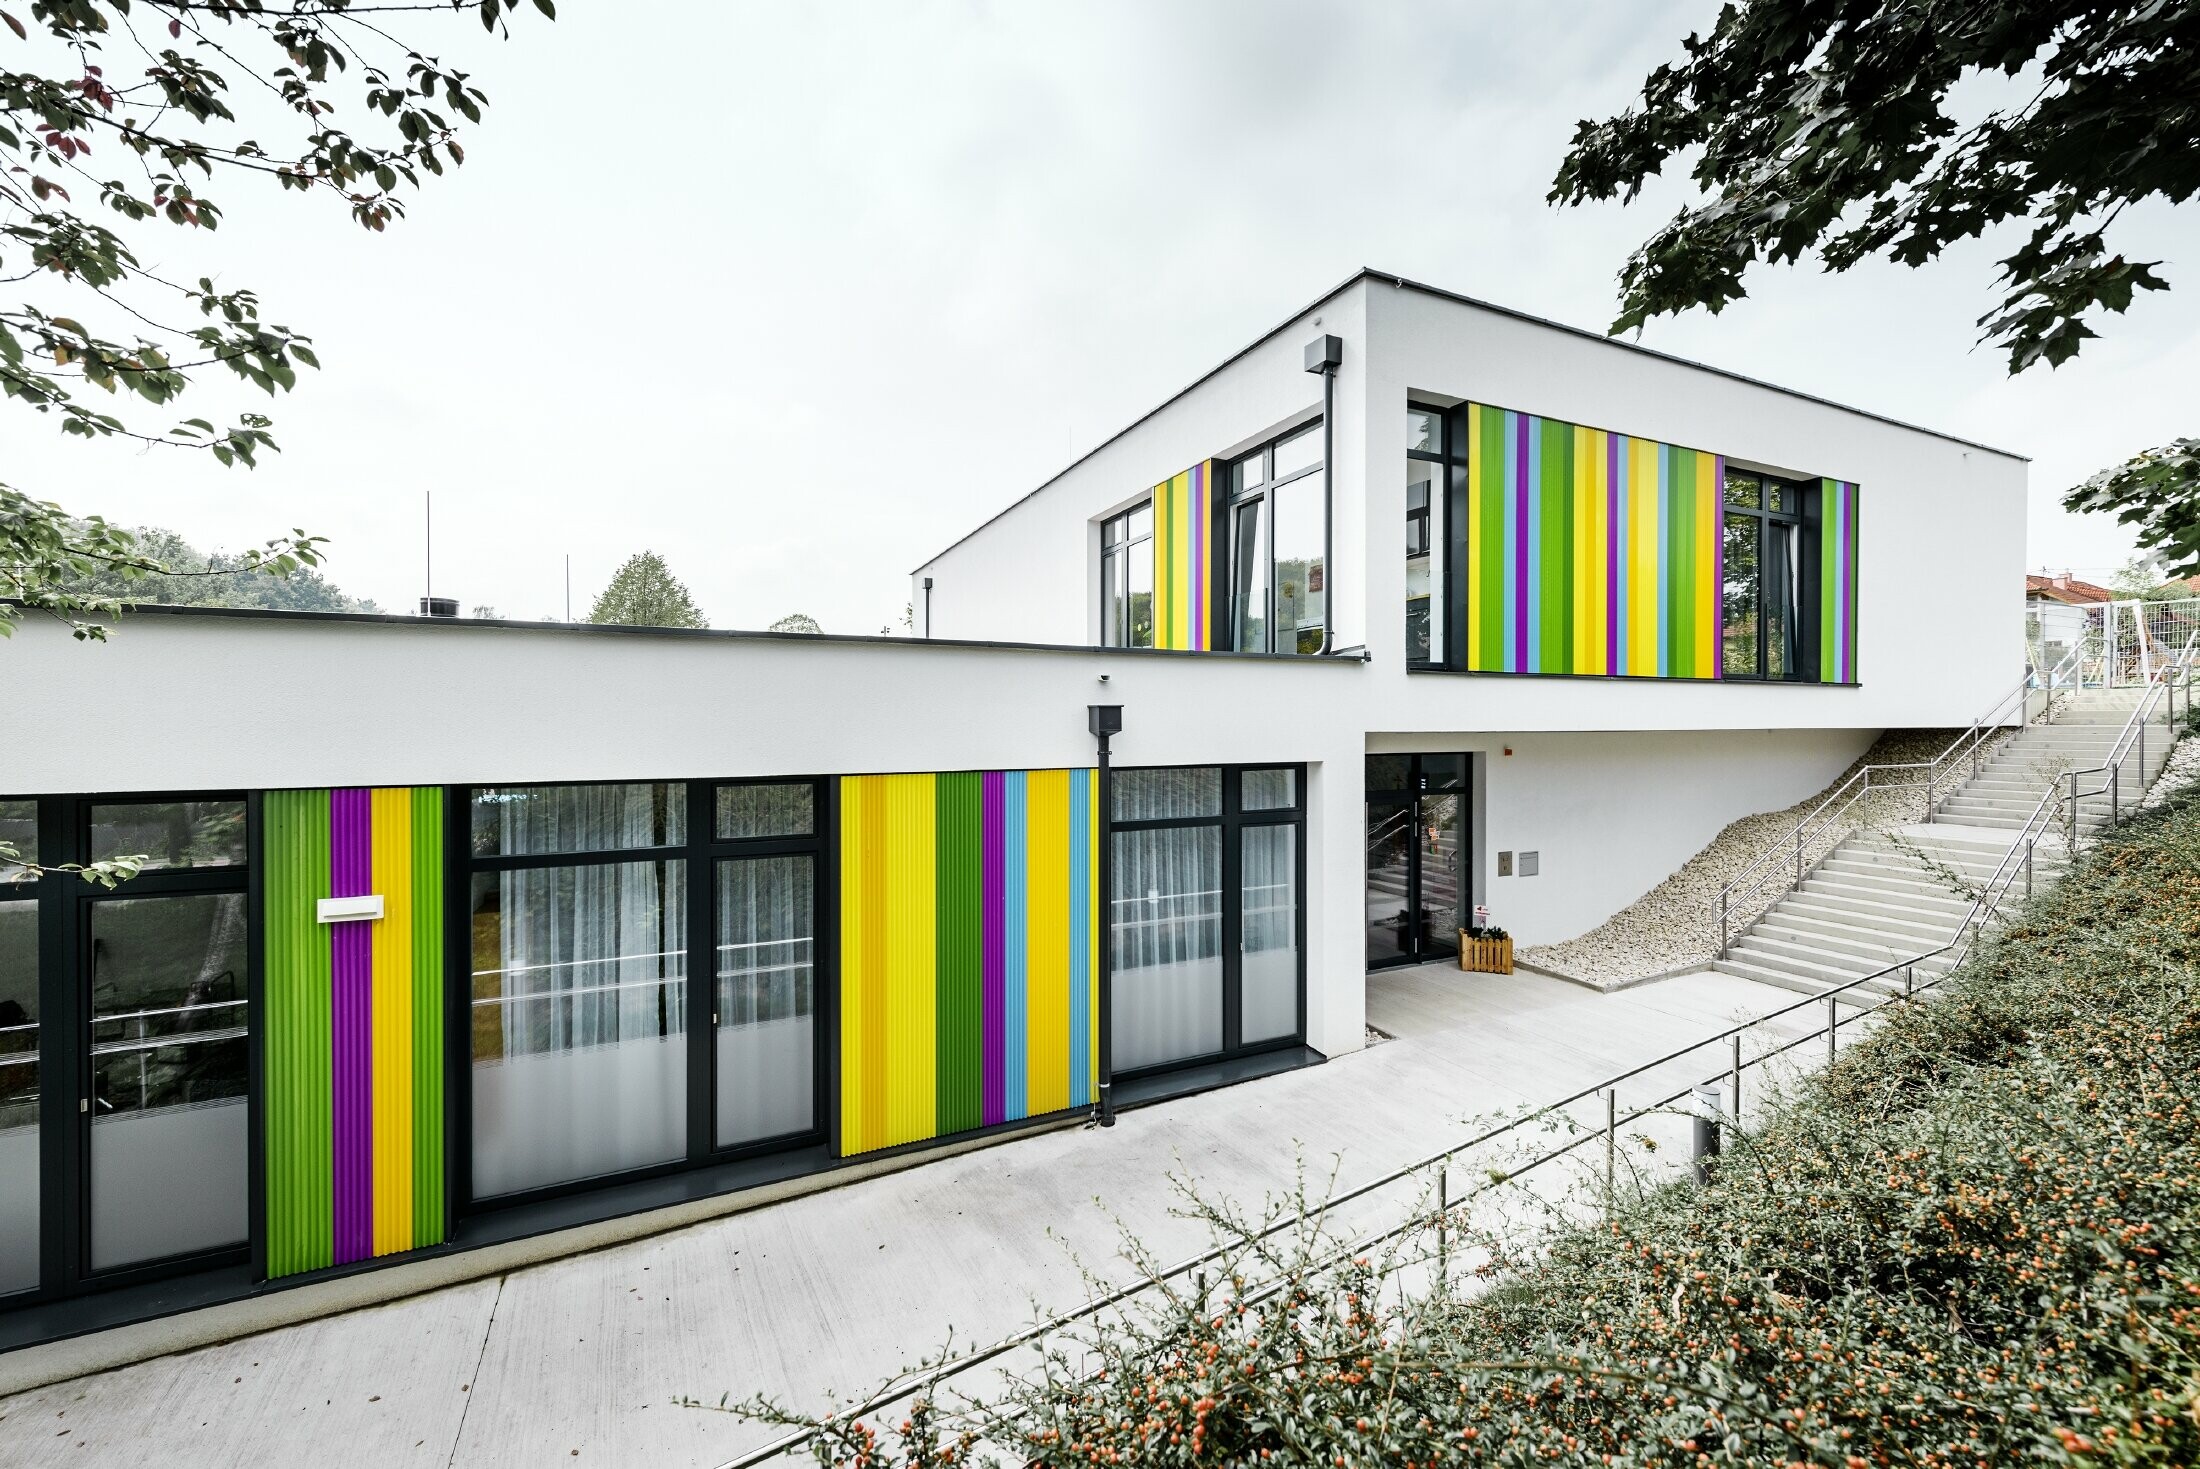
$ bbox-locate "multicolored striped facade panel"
[1464,403,1722,678]
[264,787,445,1280]
[1150,461,1214,651]
[839,769,1100,1156]
[1820,479,1860,683]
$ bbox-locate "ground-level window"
[1721,470,1804,680]
[1100,503,1155,648]
[1,799,38,1297]
[1110,766,1303,1075]
[464,780,824,1206]
[1227,425,1326,655]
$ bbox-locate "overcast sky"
[15,1,2197,628]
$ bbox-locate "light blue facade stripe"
[1525,416,1543,673]
[1656,445,1672,678]
[1068,768,1093,1107]
[1003,770,1029,1121]
[1500,411,1520,671]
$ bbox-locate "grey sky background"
[14,1,2197,629]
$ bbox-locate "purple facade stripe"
[979,770,1006,1128]
[330,787,373,1266]
[1713,456,1726,679]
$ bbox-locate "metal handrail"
[2059,631,2198,839]
[713,796,2065,1469]
[1714,657,2080,956]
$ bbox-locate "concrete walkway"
[0,964,1819,1468]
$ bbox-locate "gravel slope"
[1518,727,1997,987]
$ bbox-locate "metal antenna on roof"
[424,490,433,601]
[565,554,571,621]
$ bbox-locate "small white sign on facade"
[315,894,385,924]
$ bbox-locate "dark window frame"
[452,776,832,1218]
[1223,422,1327,656]
[1721,470,1808,682]
[1405,403,1468,670]
[1098,502,1155,649]
[1108,764,1307,1082]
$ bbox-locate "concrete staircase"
[1713,687,2172,1001]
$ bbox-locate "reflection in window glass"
[716,784,813,841]
[1113,767,1222,822]
[1111,825,1222,1071]
[1100,504,1156,649]
[1,799,34,887]
[1242,769,1297,811]
[1273,473,1326,655]
[1419,754,1467,791]
[470,861,686,1198]
[90,801,245,871]
[1406,458,1440,664]
[1230,498,1268,653]
[1408,409,1441,454]
[471,783,684,857]
[1272,426,1321,481]
[1365,756,1411,792]
[88,893,249,1269]
[1723,470,1762,509]
[716,857,814,1147]
[1722,515,1761,677]
[1,899,37,1293]
[1240,825,1298,1045]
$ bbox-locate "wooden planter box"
[1458,933,1513,975]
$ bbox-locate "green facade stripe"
[264,789,333,1278]
[410,786,446,1246]
[1474,402,1505,669]
[1539,415,1564,672]
[933,771,983,1137]
[1673,447,1695,676]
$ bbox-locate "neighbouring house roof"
[2026,573,2116,605]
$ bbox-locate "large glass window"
[1100,503,1155,648]
[1722,470,1804,680]
[470,783,689,1200]
[1226,423,1326,655]
[1405,405,1467,670]
[1109,766,1303,1076]
[1,803,36,1293]
[88,892,250,1269]
[711,786,820,1152]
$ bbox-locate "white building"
[0,269,2025,1357]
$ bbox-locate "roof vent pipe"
[419,597,459,617]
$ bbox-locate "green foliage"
[750,789,2200,1466]
[2,483,322,639]
[2,0,548,635]
[588,551,708,630]
[2068,443,2200,581]
[1552,3,2198,374]
[50,520,372,611]
[769,612,823,634]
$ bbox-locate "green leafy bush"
[746,790,2200,1467]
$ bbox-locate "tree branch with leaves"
[1551,0,2200,569]
[1,0,553,638]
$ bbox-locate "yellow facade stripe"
[1695,455,1717,676]
[1571,424,1590,672]
[882,773,937,1150]
[368,786,414,1257]
[1024,769,1070,1115]
[1463,411,1482,661]
[838,777,872,1154]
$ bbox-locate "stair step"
[1753,921,1948,968]
[1776,902,1955,948]
[1710,956,1900,1005]
[1802,868,1979,904]
[1798,876,1975,918]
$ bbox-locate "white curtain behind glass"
[1111,825,1222,1070]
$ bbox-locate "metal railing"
[713,779,2073,1469]
[1714,664,2053,955]
[2060,631,2199,839]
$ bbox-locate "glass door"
[1365,756,1469,970]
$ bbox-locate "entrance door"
[1365,756,1468,969]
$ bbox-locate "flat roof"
[26,599,1360,662]
[913,266,2029,573]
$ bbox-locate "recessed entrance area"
[1365,755,1469,970]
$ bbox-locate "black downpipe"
[922,576,933,639]
[1303,334,1343,656]
[1089,704,1122,1125]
